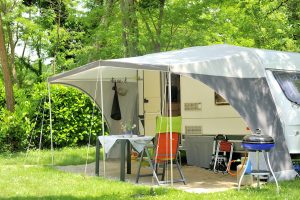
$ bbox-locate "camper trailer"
[266,70,300,154]
[139,71,252,168]
[140,71,251,136]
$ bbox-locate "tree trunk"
[7,23,18,84]
[120,0,139,57]
[129,0,139,56]
[0,14,15,112]
[120,0,129,56]
[101,0,115,27]
[154,0,165,52]
[36,41,43,81]
[138,0,165,53]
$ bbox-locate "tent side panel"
[187,73,296,180]
[50,81,138,136]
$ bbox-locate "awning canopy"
[49,44,300,83]
[48,44,300,181]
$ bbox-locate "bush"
[0,82,36,152]
[0,82,105,152]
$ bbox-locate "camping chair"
[135,116,186,185]
[209,134,227,170]
[213,140,233,173]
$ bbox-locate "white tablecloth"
[98,135,153,154]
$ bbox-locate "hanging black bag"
[110,82,122,120]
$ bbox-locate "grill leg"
[266,151,279,194]
[238,159,248,191]
[256,151,260,189]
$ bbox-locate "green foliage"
[0,84,36,152]
[9,0,299,83]
[0,82,104,152]
[41,84,104,148]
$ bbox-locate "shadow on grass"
[1,188,165,200]
[53,153,96,166]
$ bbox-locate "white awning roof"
[49,44,300,83]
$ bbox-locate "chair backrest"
[218,140,233,152]
[154,116,181,162]
[156,116,181,133]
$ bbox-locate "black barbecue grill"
[242,133,275,151]
[238,129,279,193]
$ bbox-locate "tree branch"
[138,8,156,49]
[266,0,289,16]
[146,9,158,34]
[19,57,40,76]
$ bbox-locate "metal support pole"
[168,70,173,186]
[100,65,106,177]
[47,83,54,165]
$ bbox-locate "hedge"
[0,82,105,152]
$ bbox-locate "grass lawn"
[0,147,299,199]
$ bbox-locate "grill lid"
[243,134,274,144]
[242,129,274,144]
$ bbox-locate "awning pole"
[100,66,106,177]
[85,65,100,174]
[47,82,54,166]
[168,70,173,186]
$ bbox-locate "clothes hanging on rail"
[110,82,122,120]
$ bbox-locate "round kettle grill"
[238,129,279,193]
[242,129,275,151]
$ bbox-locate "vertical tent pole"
[48,82,54,166]
[86,65,101,174]
[168,70,173,186]
[100,66,106,177]
[37,100,46,164]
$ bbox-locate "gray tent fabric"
[111,82,122,120]
[187,73,297,179]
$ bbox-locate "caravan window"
[273,71,300,105]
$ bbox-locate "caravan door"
[143,71,161,136]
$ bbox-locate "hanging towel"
[111,82,122,120]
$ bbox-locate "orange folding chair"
[136,116,186,185]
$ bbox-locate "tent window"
[273,71,300,105]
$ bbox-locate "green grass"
[0,147,300,199]
[0,146,97,166]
